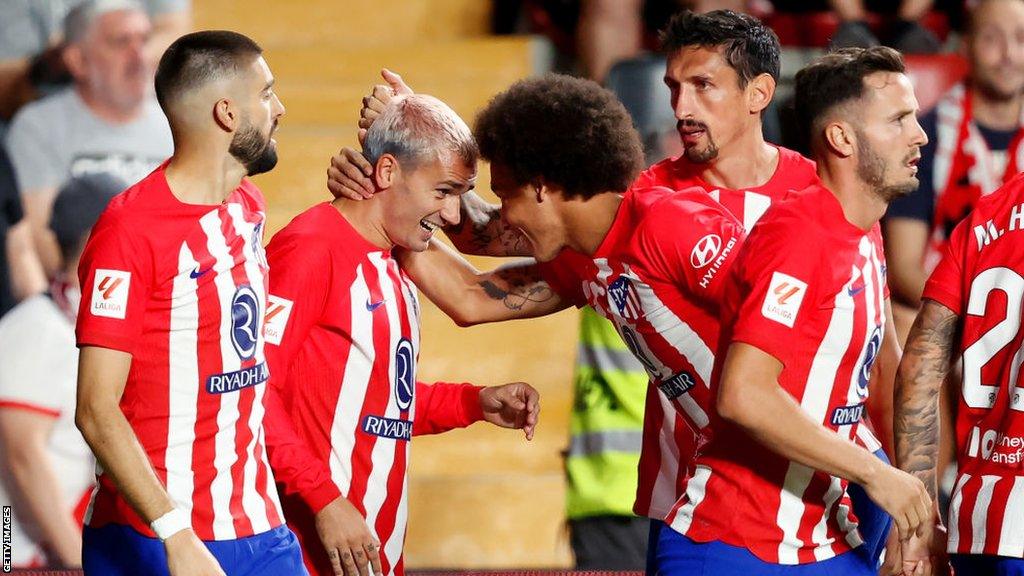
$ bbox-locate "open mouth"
[420,219,440,233]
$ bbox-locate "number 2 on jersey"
[962,267,1024,412]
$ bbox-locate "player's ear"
[373,154,397,190]
[63,45,86,80]
[213,98,237,133]
[746,73,775,115]
[824,120,855,158]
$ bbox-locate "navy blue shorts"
[951,554,1024,575]
[655,526,874,576]
[82,523,307,576]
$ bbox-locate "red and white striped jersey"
[541,186,745,517]
[924,172,1024,559]
[76,164,285,540]
[666,183,887,564]
[627,147,820,519]
[264,203,484,576]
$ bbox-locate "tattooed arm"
[445,192,532,257]
[396,239,569,325]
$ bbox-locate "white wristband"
[150,508,190,542]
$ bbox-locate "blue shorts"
[647,519,663,575]
[847,448,894,569]
[82,523,307,576]
[951,554,1024,575]
[656,526,874,576]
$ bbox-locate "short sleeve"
[5,105,61,193]
[263,232,332,378]
[726,218,820,359]
[75,212,151,353]
[922,216,969,315]
[537,249,588,308]
[635,191,745,307]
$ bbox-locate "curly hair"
[473,74,644,201]
[794,46,906,148]
[660,10,780,87]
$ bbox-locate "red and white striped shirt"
[541,186,745,517]
[924,172,1024,558]
[628,147,820,519]
[666,183,887,564]
[264,203,484,576]
[76,164,285,540]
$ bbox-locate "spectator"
[0,0,191,123]
[771,0,942,52]
[885,0,1024,312]
[0,172,123,569]
[0,144,46,318]
[4,0,173,277]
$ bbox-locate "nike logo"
[366,298,385,312]
[190,266,211,279]
[848,284,866,297]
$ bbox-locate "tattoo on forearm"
[478,266,555,311]
[894,303,959,501]
[449,196,528,256]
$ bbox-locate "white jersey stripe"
[742,191,772,231]
[997,477,1024,557]
[669,465,712,534]
[363,254,402,561]
[166,243,201,522]
[200,210,242,540]
[970,475,999,554]
[226,205,275,533]
[947,473,970,551]
[834,498,864,549]
[330,264,374,495]
[776,463,814,563]
[811,475,845,560]
[650,395,682,519]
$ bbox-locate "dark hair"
[660,10,780,87]
[155,30,263,113]
[50,172,124,262]
[473,74,644,200]
[794,46,905,148]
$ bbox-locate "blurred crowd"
[0,0,1022,570]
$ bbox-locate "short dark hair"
[154,30,263,113]
[474,74,644,201]
[794,46,906,147]
[660,10,781,87]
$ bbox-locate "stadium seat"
[766,10,950,48]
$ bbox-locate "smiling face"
[967,0,1024,102]
[850,71,928,202]
[380,154,477,252]
[228,56,285,176]
[664,46,761,164]
[489,161,567,262]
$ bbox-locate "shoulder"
[266,205,336,260]
[88,174,164,239]
[776,146,818,183]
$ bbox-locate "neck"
[332,196,393,250]
[76,85,143,124]
[164,135,249,205]
[970,83,1023,131]
[816,158,888,231]
[697,130,779,190]
[562,192,624,256]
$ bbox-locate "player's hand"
[357,68,414,144]
[164,529,226,576]
[479,382,540,440]
[881,523,903,575]
[863,465,932,542]
[328,147,375,200]
[898,522,950,576]
[315,495,382,576]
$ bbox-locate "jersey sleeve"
[726,216,820,359]
[635,189,745,307]
[75,211,151,354]
[412,381,485,436]
[537,249,587,308]
[262,232,342,513]
[922,215,969,315]
[263,232,332,376]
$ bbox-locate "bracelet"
[150,508,190,541]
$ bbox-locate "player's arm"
[76,346,225,576]
[0,407,81,566]
[5,219,46,300]
[716,342,932,541]
[883,217,930,306]
[413,381,539,441]
[396,239,568,326]
[866,298,901,456]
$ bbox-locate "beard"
[678,119,719,164]
[855,132,918,202]
[229,119,278,176]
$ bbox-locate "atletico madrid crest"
[608,276,641,320]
